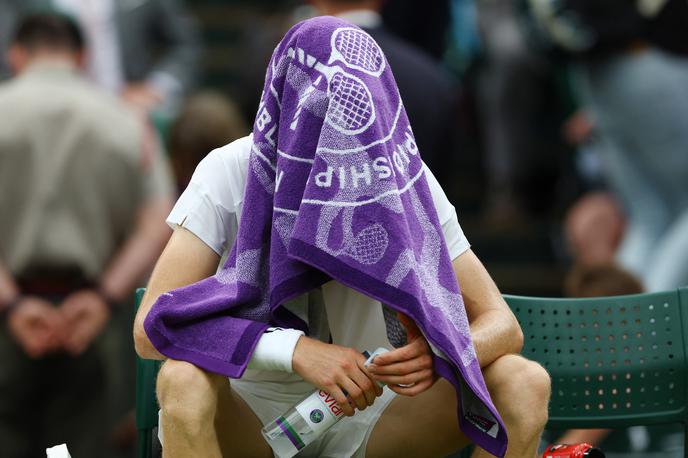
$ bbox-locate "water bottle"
[261,347,389,458]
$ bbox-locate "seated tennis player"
[134,17,550,458]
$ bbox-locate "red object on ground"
[542,443,605,458]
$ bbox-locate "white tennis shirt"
[166,135,470,378]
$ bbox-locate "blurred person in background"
[561,108,628,269]
[0,0,202,117]
[529,0,688,292]
[558,99,633,284]
[168,90,249,191]
[475,0,561,227]
[564,192,625,268]
[308,0,459,183]
[0,13,174,457]
[380,0,452,60]
[563,262,643,299]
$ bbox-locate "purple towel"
[145,16,507,456]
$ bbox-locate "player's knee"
[518,360,550,430]
[490,355,550,433]
[157,359,219,425]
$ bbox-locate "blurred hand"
[59,290,111,355]
[7,296,65,358]
[121,83,162,112]
[368,313,437,396]
[562,110,594,146]
[292,337,382,417]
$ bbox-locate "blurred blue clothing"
[447,0,481,75]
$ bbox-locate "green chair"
[135,288,162,458]
[136,288,688,457]
[504,287,688,457]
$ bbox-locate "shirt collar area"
[22,60,80,79]
[335,9,382,29]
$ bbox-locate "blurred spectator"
[0,13,174,456]
[309,0,458,181]
[560,109,608,190]
[564,262,642,298]
[0,0,202,116]
[445,0,482,77]
[168,90,249,189]
[564,192,625,267]
[560,107,625,270]
[476,0,566,226]
[380,0,452,60]
[529,0,688,291]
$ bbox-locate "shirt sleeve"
[424,164,471,260]
[166,149,239,255]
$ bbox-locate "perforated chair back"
[504,287,688,456]
[135,288,161,458]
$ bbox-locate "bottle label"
[294,390,343,436]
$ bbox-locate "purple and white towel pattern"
[145,17,507,456]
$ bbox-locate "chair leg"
[138,428,152,458]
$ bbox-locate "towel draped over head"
[144,16,507,457]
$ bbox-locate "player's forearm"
[452,250,524,368]
[100,199,173,302]
[134,226,221,360]
[469,309,523,368]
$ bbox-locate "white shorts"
[231,377,397,458]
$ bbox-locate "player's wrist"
[248,327,305,372]
[282,329,306,372]
[292,335,318,375]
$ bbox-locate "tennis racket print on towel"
[329,27,386,77]
[311,205,389,266]
[323,71,375,135]
[288,26,386,136]
[286,27,392,265]
[343,222,389,265]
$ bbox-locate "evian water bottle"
[261,347,388,457]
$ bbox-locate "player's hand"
[292,337,382,416]
[59,290,111,355]
[368,312,437,396]
[7,296,65,358]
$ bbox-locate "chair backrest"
[135,288,161,458]
[504,287,688,430]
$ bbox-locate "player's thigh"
[215,381,273,458]
[366,378,471,458]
